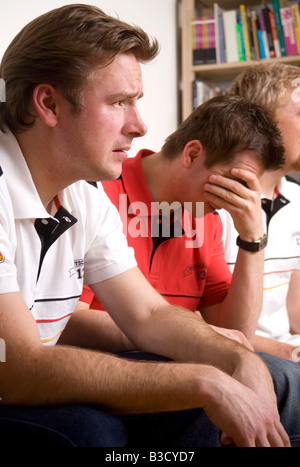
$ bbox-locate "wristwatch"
[236,233,268,252]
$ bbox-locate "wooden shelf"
[193,55,300,82]
[180,0,300,119]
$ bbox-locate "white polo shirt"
[219,176,300,345]
[0,131,136,345]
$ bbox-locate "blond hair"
[0,4,159,133]
[228,62,300,119]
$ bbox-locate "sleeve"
[0,172,19,293]
[80,285,95,305]
[198,214,232,308]
[83,184,137,285]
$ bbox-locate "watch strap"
[236,234,268,252]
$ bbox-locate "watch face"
[259,235,268,249]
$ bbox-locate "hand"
[209,324,254,351]
[203,167,264,241]
[203,368,290,447]
[194,311,254,351]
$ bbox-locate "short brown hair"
[228,62,300,119]
[161,95,284,171]
[0,4,159,133]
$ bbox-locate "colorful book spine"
[280,7,298,55]
[263,7,276,57]
[269,10,282,57]
[251,11,260,59]
[256,16,267,58]
[237,12,246,60]
[258,9,270,58]
[291,3,300,54]
[240,4,252,60]
[272,0,287,56]
[192,17,217,65]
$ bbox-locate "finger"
[267,422,291,448]
[205,173,257,201]
[231,168,261,191]
[203,182,248,210]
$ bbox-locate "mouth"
[113,146,131,159]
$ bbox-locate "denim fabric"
[0,403,218,448]
[258,352,300,447]
[1,351,300,447]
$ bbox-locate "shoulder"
[64,180,120,226]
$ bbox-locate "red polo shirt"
[81,150,231,311]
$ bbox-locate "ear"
[32,84,58,127]
[181,140,204,168]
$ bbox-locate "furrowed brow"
[109,91,144,101]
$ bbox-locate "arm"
[253,334,297,362]
[286,270,300,335]
[0,280,289,446]
[202,168,265,341]
[58,301,135,352]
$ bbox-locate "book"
[251,10,261,59]
[247,6,257,59]
[291,3,300,53]
[192,16,217,65]
[223,9,239,62]
[272,0,287,56]
[256,16,267,58]
[237,12,246,60]
[280,6,298,55]
[258,9,270,58]
[269,9,282,56]
[193,79,218,108]
[214,3,226,63]
[240,4,252,60]
[263,6,276,57]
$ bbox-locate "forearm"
[0,339,224,413]
[58,305,135,353]
[254,334,297,361]
[215,249,264,340]
[130,300,252,375]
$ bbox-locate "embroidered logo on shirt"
[0,252,5,264]
[183,263,207,280]
[68,259,84,279]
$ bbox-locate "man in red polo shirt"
[78,95,282,342]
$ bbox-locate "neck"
[260,168,285,199]
[142,151,178,204]
[15,129,74,213]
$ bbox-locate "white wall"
[0,0,178,156]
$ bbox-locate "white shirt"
[219,176,300,345]
[0,131,136,345]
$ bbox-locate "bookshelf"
[180,0,300,119]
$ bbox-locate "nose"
[124,106,147,138]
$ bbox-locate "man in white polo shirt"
[220,63,300,361]
[0,4,299,448]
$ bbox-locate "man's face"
[275,88,300,173]
[56,53,147,182]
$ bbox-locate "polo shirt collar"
[0,130,51,220]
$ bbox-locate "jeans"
[0,351,299,447]
[0,352,218,448]
[258,352,300,447]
